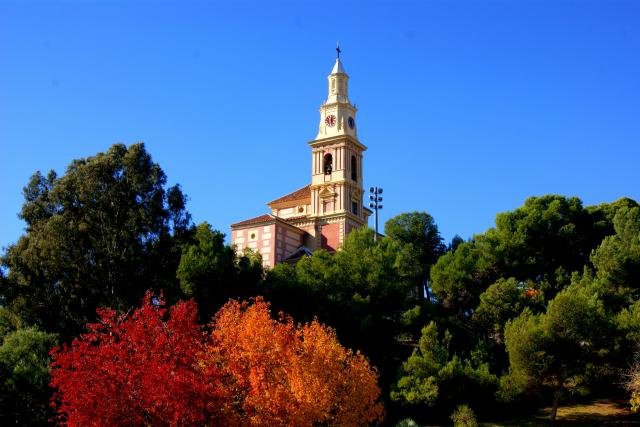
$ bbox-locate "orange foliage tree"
[202,298,384,426]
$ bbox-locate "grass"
[480,398,640,426]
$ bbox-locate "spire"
[331,43,347,75]
[331,58,347,75]
[325,46,350,105]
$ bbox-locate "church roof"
[284,245,314,263]
[230,213,311,234]
[230,214,273,228]
[331,58,347,75]
[267,185,311,207]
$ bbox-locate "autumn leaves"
[50,292,384,426]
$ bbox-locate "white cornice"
[308,134,367,151]
[319,102,357,112]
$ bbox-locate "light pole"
[369,187,383,242]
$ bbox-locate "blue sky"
[1,0,639,250]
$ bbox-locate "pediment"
[318,186,336,199]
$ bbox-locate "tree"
[591,206,640,306]
[0,327,57,425]
[430,241,495,315]
[587,198,639,248]
[176,222,240,319]
[474,277,534,344]
[485,195,594,295]
[1,143,191,338]
[49,291,227,425]
[385,212,446,301]
[203,298,384,426]
[431,195,609,315]
[448,235,464,253]
[391,321,497,410]
[503,281,610,421]
[617,300,640,343]
[50,293,384,425]
[176,222,264,320]
[265,227,413,362]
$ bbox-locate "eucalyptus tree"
[1,143,191,338]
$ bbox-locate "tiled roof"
[267,185,311,207]
[230,214,273,228]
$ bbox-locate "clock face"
[348,116,355,129]
[325,114,336,127]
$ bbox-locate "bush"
[625,350,640,412]
[451,404,478,427]
[395,418,419,427]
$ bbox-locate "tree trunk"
[423,279,431,303]
[550,388,562,422]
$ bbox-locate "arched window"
[351,155,357,181]
[323,153,333,175]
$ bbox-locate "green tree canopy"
[1,143,191,338]
[430,240,495,314]
[503,281,610,421]
[176,222,264,320]
[0,327,58,425]
[591,206,640,296]
[391,321,497,411]
[385,212,445,300]
[486,195,594,292]
[431,195,615,315]
[474,277,534,343]
[264,227,413,364]
[587,197,639,246]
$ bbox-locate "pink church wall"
[345,220,362,236]
[274,223,304,263]
[232,224,276,267]
[321,223,340,252]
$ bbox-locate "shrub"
[395,418,419,427]
[451,404,478,427]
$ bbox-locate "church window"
[352,201,358,215]
[323,153,333,175]
[351,155,357,181]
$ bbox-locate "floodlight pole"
[369,186,383,242]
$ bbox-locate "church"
[231,52,371,267]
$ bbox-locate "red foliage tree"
[49,292,229,426]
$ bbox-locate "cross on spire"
[336,43,341,59]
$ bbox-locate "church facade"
[231,54,371,267]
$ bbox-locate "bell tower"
[231,48,373,265]
[309,48,370,250]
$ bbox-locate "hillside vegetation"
[1,143,639,425]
